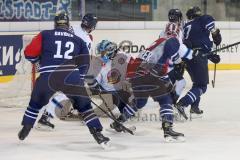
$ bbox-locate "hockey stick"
[97,93,116,119]
[203,41,240,57]
[211,44,218,88]
[212,63,217,88]
[90,97,134,135]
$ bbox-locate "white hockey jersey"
[71,25,93,54]
[94,52,131,91]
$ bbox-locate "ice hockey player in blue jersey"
[18,12,110,148]
[175,6,222,119]
[36,13,98,128]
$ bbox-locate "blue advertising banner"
[0,0,71,21]
[0,35,23,82]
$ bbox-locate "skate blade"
[105,125,136,134]
[100,141,111,150]
[174,114,188,123]
[35,123,54,132]
[190,113,203,120]
[164,136,185,143]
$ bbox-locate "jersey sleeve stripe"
[205,21,214,28]
[182,48,191,59]
[205,21,215,31]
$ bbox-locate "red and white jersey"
[160,22,183,43]
[159,22,193,72]
[71,25,93,55]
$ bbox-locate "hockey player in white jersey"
[36,13,98,130]
[71,13,97,54]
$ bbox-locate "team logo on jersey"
[118,57,125,65]
[107,68,121,84]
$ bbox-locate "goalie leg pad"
[45,92,72,119]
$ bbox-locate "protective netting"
[0,35,35,108]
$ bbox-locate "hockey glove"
[173,62,185,80]
[208,54,220,64]
[212,28,222,46]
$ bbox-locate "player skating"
[175,6,221,120]
[18,12,110,148]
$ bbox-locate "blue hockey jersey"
[24,28,89,75]
[183,15,215,53]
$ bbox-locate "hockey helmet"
[81,13,98,32]
[186,6,202,20]
[168,9,182,23]
[54,11,69,29]
[96,40,118,63]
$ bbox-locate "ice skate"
[175,101,188,120]
[89,127,110,149]
[162,122,185,142]
[108,115,136,134]
[18,125,32,140]
[36,114,54,131]
[173,107,186,123]
[190,106,203,120]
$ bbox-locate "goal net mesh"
[0,35,36,108]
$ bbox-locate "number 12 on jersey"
[54,40,75,59]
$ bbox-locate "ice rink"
[0,70,240,160]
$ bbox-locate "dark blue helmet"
[54,11,69,29]
[168,9,182,23]
[186,6,202,20]
[81,13,98,32]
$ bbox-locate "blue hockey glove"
[208,54,220,64]
[212,28,222,46]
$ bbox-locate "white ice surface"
[0,71,240,160]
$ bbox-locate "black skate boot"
[89,127,110,149]
[18,125,32,140]
[190,106,203,120]
[36,113,54,131]
[110,115,126,132]
[190,106,203,114]
[162,122,185,142]
[109,114,136,134]
[175,101,188,120]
